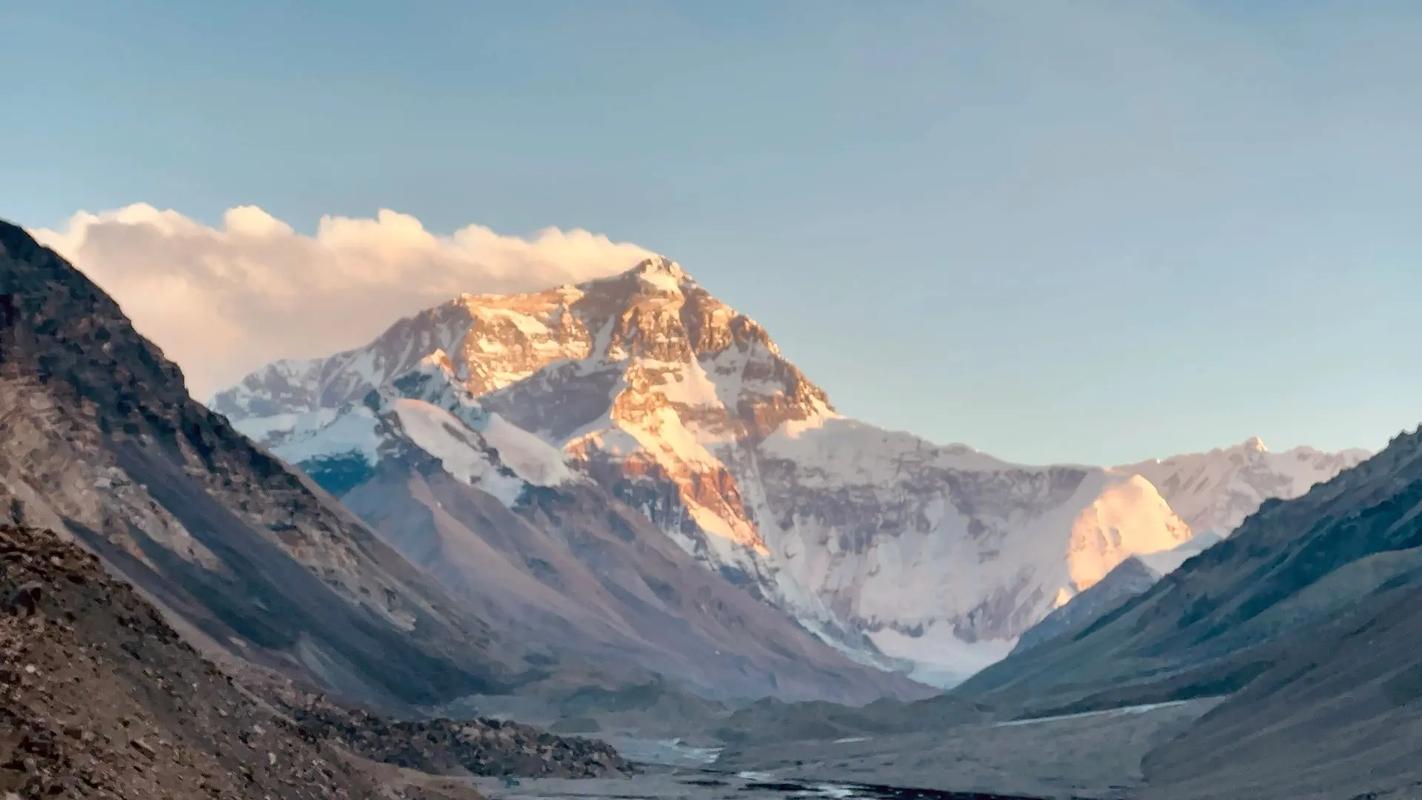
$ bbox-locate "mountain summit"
[214,257,834,559]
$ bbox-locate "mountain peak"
[629,255,685,278]
[608,255,692,296]
[1241,435,1268,454]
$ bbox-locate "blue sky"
[4,1,1421,464]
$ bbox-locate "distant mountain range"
[213,256,1366,686]
[1116,436,1369,538]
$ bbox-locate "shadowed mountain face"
[0,220,523,707]
[958,426,1422,719]
[1009,533,1222,657]
[1009,555,1162,657]
[1142,574,1422,799]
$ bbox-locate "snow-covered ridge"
[1115,438,1370,538]
[244,385,579,511]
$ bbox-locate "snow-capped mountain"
[213,257,1358,686]
[1115,437,1370,538]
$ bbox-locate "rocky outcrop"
[282,695,632,778]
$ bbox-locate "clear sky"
[4,1,1421,465]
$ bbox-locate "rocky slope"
[1141,572,1422,799]
[0,524,441,799]
[0,522,631,800]
[0,219,526,707]
[215,258,1359,686]
[956,425,1422,719]
[281,693,630,779]
[1009,556,1161,658]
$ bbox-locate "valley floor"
[467,764,1040,800]
[711,698,1222,800]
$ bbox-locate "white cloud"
[31,204,655,399]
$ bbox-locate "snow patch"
[272,406,381,465]
[390,399,525,506]
[231,407,340,446]
[866,625,1019,688]
[480,413,577,487]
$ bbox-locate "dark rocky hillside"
[0,220,522,707]
[1142,571,1422,799]
[1,523,630,799]
[1009,555,1161,656]
[0,524,447,799]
